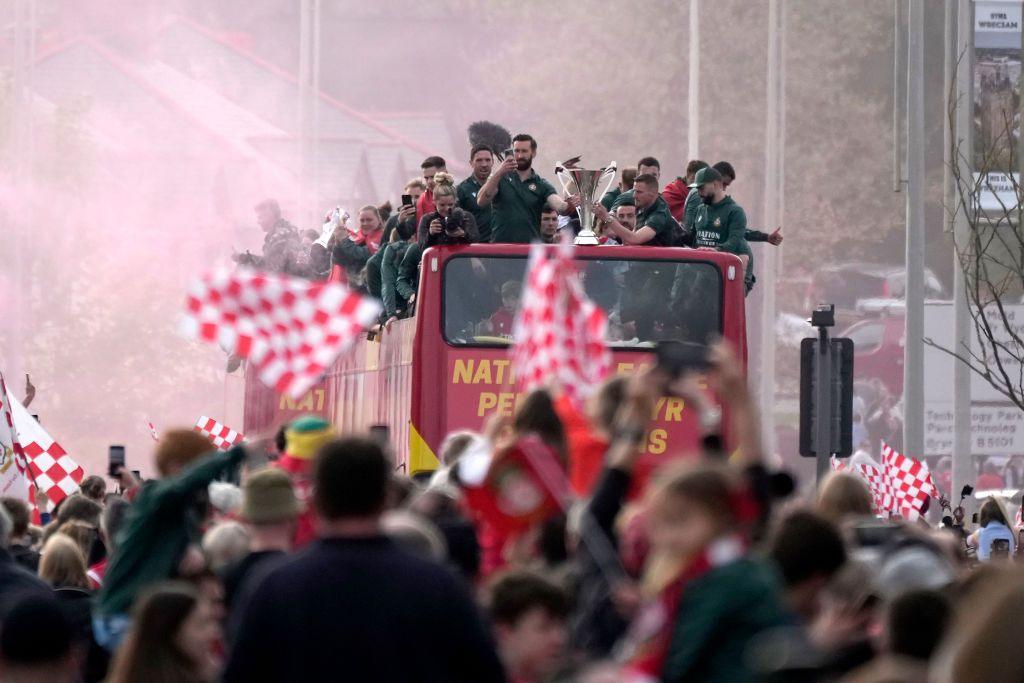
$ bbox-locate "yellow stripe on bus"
[408,423,440,474]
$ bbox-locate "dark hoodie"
[416,208,479,248]
[692,195,753,287]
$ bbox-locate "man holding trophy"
[592,174,678,247]
[476,133,580,243]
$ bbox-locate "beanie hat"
[242,468,300,524]
[285,416,335,460]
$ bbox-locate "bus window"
[442,255,722,348]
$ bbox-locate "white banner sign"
[926,404,1024,456]
[0,373,29,501]
[974,172,1021,213]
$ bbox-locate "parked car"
[841,310,905,395]
[805,263,946,326]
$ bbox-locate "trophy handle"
[599,162,618,200]
[555,164,577,197]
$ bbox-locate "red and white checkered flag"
[853,461,898,516]
[882,442,937,520]
[194,416,244,451]
[5,388,84,506]
[511,240,612,407]
[183,268,380,399]
[835,444,937,519]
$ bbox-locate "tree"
[930,51,1024,412]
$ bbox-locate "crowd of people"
[6,135,1019,683]
[234,133,784,330]
[2,345,1024,682]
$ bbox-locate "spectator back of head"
[816,471,873,524]
[155,429,215,477]
[56,495,102,529]
[102,497,131,552]
[0,497,30,541]
[513,390,567,463]
[768,510,846,588]
[487,570,569,627]
[79,475,106,502]
[887,589,951,661]
[314,437,390,520]
[39,534,89,590]
[0,595,74,671]
[201,521,251,573]
[107,582,202,683]
[381,510,447,562]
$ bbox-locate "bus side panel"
[243,365,334,436]
[243,321,414,468]
[410,249,448,473]
[381,320,414,470]
[327,325,414,469]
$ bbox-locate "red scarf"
[349,227,384,254]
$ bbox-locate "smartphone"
[401,194,413,207]
[368,424,390,447]
[108,445,126,477]
[655,341,710,379]
[503,148,513,159]
[852,521,898,547]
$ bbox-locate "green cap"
[688,166,723,189]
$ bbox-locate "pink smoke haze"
[2,6,303,477]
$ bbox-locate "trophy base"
[574,230,599,246]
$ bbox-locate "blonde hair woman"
[39,534,90,590]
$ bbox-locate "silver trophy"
[555,159,617,246]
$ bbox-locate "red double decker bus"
[244,243,748,477]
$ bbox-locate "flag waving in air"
[511,240,612,407]
[194,416,245,451]
[183,268,381,399]
[830,443,937,519]
[3,381,84,506]
[881,442,937,519]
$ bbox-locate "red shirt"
[87,558,108,590]
[553,395,608,497]
[274,455,316,548]
[489,308,514,337]
[416,189,435,227]
[661,177,689,222]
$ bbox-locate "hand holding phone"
[654,341,710,381]
[108,445,126,478]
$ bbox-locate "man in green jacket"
[476,133,579,243]
[608,156,661,211]
[457,144,495,242]
[381,214,419,328]
[599,166,638,210]
[94,432,247,650]
[663,556,789,682]
[690,166,755,294]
